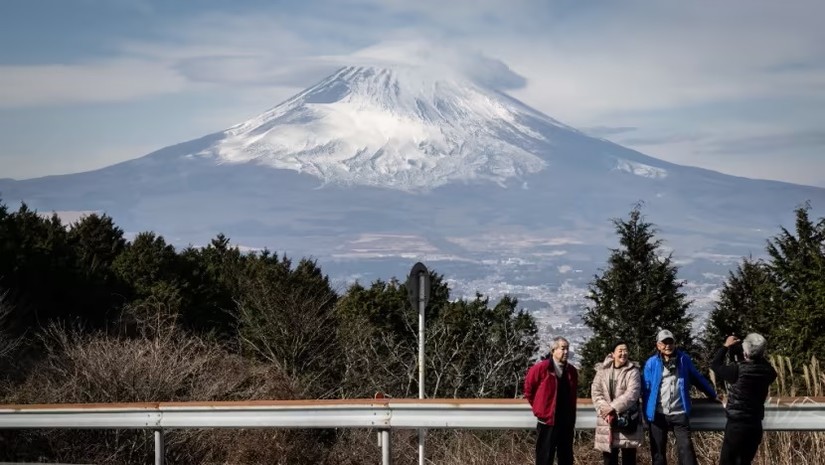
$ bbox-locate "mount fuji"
[2,64,824,338]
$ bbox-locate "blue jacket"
[642,350,717,421]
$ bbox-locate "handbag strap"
[608,366,616,400]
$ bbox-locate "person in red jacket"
[525,336,579,465]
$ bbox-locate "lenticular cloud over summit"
[205,64,555,190]
[345,41,529,91]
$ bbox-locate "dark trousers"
[603,447,637,465]
[536,421,574,465]
[719,420,763,465]
[648,412,697,465]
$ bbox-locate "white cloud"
[0,60,188,108]
[0,13,334,109]
[401,1,818,125]
[4,1,824,116]
[616,127,825,187]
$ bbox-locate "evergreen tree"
[765,204,825,359]
[579,207,693,394]
[67,214,129,325]
[68,214,126,275]
[699,258,778,359]
[335,271,450,343]
[177,234,245,337]
[112,231,185,329]
[0,203,78,332]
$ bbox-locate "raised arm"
[710,346,739,384]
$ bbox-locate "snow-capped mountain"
[197,65,679,191]
[206,65,560,189]
[2,64,824,339]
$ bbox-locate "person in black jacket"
[710,333,777,465]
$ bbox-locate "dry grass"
[769,354,825,398]
[0,321,313,464]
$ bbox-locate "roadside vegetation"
[0,198,822,464]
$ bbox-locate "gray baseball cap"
[656,329,675,342]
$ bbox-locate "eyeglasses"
[660,339,675,345]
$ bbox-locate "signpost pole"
[417,268,426,465]
[406,262,430,465]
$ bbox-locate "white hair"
[742,333,767,359]
[550,336,569,351]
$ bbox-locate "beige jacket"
[590,356,643,452]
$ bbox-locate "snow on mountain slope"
[614,159,668,179]
[204,65,573,189]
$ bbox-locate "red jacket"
[524,359,578,424]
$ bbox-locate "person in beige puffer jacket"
[591,341,643,465]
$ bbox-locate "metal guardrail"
[1,398,825,464]
[2,398,825,430]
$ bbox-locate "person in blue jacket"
[642,329,718,465]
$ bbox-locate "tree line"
[2,197,823,399]
[0,198,537,402]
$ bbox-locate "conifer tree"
[0,203,77,331]
[178,234,245,337]
[111,231,185,330]
[67,214,129,325]
[699,258,778,359]
[579,206,693,394]
[764,204,825,359]
[68,214,126,275]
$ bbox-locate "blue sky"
[1,0,824,187]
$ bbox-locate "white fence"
[1,398,825,464]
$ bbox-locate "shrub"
[0,321,297,464]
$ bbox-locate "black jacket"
[711,346,777,422]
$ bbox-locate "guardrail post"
[418,429,425,465]
[380,429,392,465]
[154,429,165,465]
